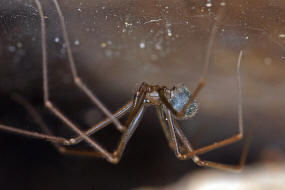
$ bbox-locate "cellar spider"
[0,0,249,170]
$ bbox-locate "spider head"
[170,84,199,120]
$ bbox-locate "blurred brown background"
[0,0,285,189]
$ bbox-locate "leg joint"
[177,154,187,160]
[63,138,77,146]
[237,133,243,139]
[194,160,208,167]
[74,77,81,85]
[108,156,119,164]
[45,100,53,109]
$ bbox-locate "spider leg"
[156,12,221,117]
[0,123,104,158]
[34,0,124,132]
[67,101,132,145]
[155,9,224,118]
[0,121,113,158]
[177,19,218,116]
[3,85,146,163]
[9,93,131,145]
[165,109,249,171]
[158,103,207,150]
[31,0,129,162]
[2,95,134,162]
[2,95,112,162]
[162,51,249,170]
[64,88,146,162]
[0,124,67,144]
[159,49,244,156]
[112,104,145,162]
[156,106,173,149]
[51,0,125,131]
[157,104,193,154]
[111,84,148,162]
[178,50,244,157]
[160,108,199,159]
[0,94,134,159]
[157,106,185,154]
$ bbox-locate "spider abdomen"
[170,84,199,120]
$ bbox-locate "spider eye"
[170,84,199,119]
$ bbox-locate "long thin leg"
[156,106,174,150]
[0,123,107,158]
[49,0,124,132]
[33,0,123,163]
[156,9,225,118]
[0,96,131,146]
[7,80,146,163]
[11,93,66,152]
[0,123,104,159]
[11,94,86,155]
[164,51,249,170]
[177,9,226,117]
[59,90,146,161]
[113,104,145,162]
[179,50,244,157]
[64,87,147,161]
[70,86,146,162]
[162,109,200,160]
[160,50,244,157]
[158,103,207,150]
[11,93,131,145]
[0,124,67,144]
[10,94,132,158]
[158,105,201,162]
[68,101,132,145]
[165,109,249,171]
[157,106,189,154]
[112,83,148,161]
[2,89,144,163]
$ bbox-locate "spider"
[0,0,249,170]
